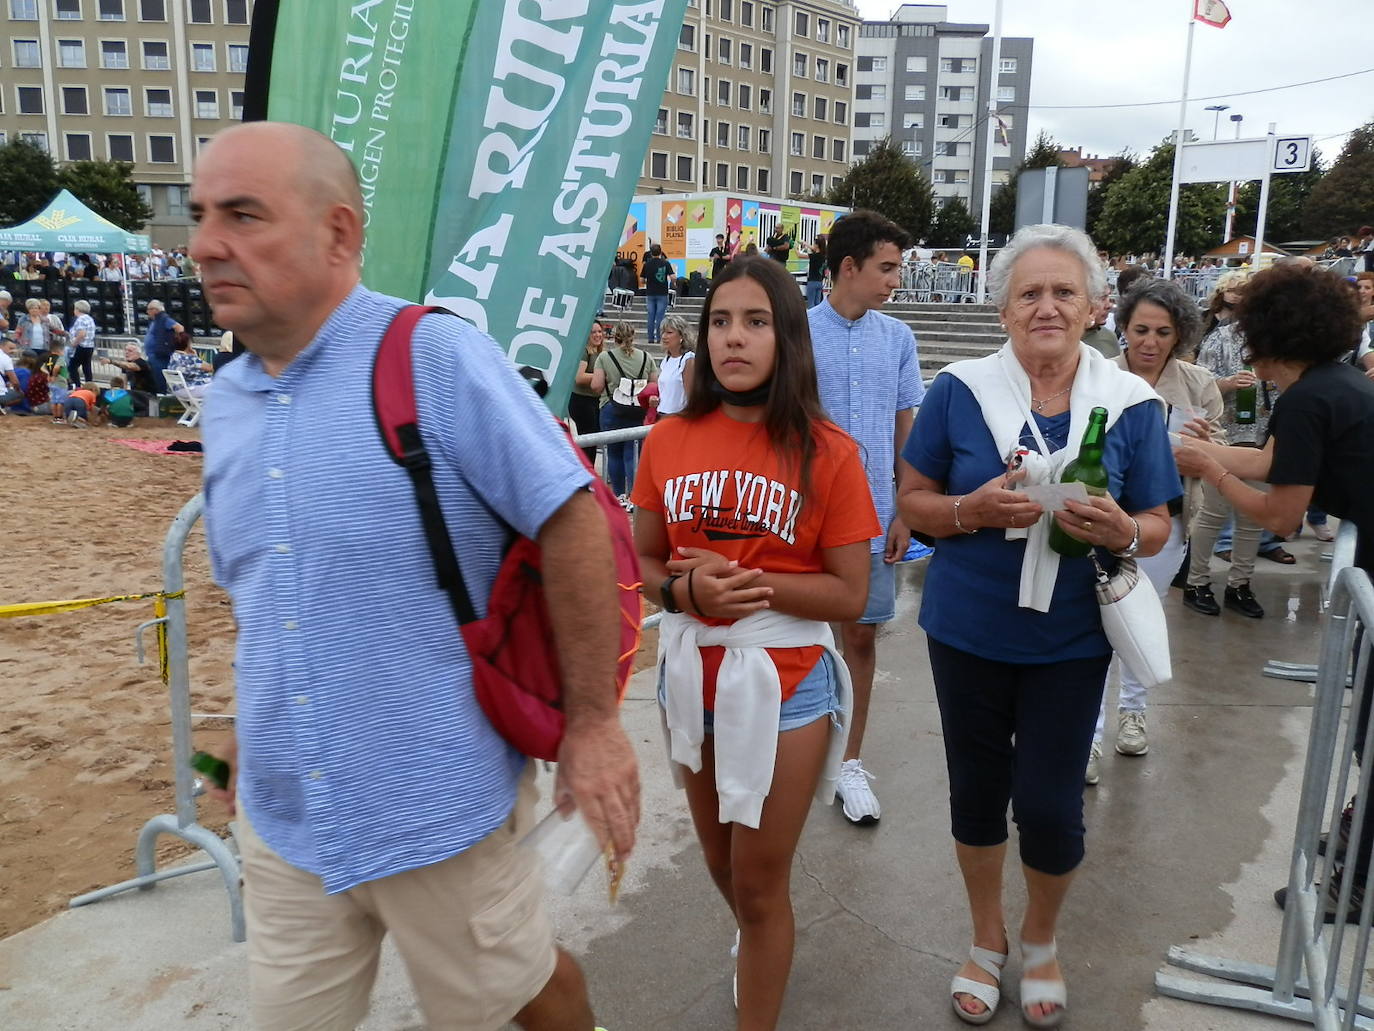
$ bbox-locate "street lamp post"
[1224,112,1243,244]
[1205,103,1230,140]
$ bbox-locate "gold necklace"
[1031,386,1071,412]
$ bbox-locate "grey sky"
[854,0,1373,167]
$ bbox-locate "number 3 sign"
[1273,137,1312,173]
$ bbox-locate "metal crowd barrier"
[1157,564,1374,1029]
[1267,522,1360,682]
[891,261,977,304]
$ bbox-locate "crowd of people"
[0,247,196,284]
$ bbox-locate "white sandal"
[950,944,1008,1025]
[1020,939,1067,1028]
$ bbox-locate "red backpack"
[372,305,642,760]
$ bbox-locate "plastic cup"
[520,807,604,896]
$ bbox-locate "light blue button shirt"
[809,299,923,551]
[202,285,591,893]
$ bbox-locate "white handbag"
[1093,555,1172,688]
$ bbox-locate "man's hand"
[204,734,238,816]
[554,716,639,862]
[883,516,911,564]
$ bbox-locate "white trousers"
[1095,515,1186,743]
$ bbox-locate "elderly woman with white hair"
[67,298,98,388]
[898,224,1181,1027]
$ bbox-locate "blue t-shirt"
[904,374,1182,663]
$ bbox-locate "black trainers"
[1224,584,1265,619]
[1274,867,1366,924]
[1182,584,1221,616]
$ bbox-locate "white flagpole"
[1162,2,1196,280]
[976,0,1004,304]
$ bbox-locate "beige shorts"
[238,766,556,1031]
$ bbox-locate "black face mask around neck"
[710,378,773,408]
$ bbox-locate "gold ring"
[1084,520,1094,532]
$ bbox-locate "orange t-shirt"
[632,407,881,707]
[70,388,97,410]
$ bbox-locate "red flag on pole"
[1194,0,1232,28]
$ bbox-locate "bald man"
[192,122,637,1031]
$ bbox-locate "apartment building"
[639,0,862,202]
[0,0,251,244]
[855,4,1032,216]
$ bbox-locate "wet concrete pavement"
[0,535,1339,1029]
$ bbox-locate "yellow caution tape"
[0,590,184,619]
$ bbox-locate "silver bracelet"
[1110,518,1141,558]
[952,495,978,534]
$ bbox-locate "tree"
[930,196,976,248]
[1231,152,1324,245]
[1302,123,1374,238]
[59,160,152,230]
[988,130,1064,236]
[0,140,59,225]
[1092,140,1226,258]
[824,135,934,242]
[1085,152,1137,242]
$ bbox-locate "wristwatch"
[659,574,684,614]
[1111,518,1141,559]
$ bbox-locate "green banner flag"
[251,0,687,415]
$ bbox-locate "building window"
[716,121,729,148]
[65,132,92,160]
[835,63,848,86]
[715,162,728,188]
[677,66,695,95]
[933,169,946,184]
[757,168,769,195]
[854,140,870,158]
[816,17,829,43]
[738,83,750,110]
[794,10,807,37]
[837,23,850,47]
[58,38,85,66]
[736,164,749,191]
[192,42,215,71]
[903,113,924,129]
[790,170,802,195]
[814,96,826,121]
[997,85,1016,102]
[20,131,48,151]
[55,0,81,19]
[760,47,772,73]
[188,0,210,21]
[717,78,730,106]
[194,88,218,118]
[99,0,123,17]
[653,107,667,134]
[1000,57,1017,73]
[940,86,967,101]
[142,40,170,69]
[224,0,246,23]
[679,22,695,50]
[737,124,749,150]
[759,88,771,112]
[761,3,772,31]
[649,151,668,179]
[789,131,803,156]
[13,39,42,68]
[905,85,925,102]
[227,42,248,72]
[791,92,805,117]
[834,101,847,124]
[811,134,824,159]
[906,56,927,73]
[676,111,694,138]
[810,174,823,196]
[229,89,243,119]
[901,140,915,156]
[675,154,693,182]
[717,35,731,64]
[814,58,828,83]
[758,128,770,153]
[104,86,131,115]
[872,56,887,72]
[832,138,846,163]
[166,182,189,214]
[740,0,752,27]
[940,57,955,73]
[739,42,751,69]
[792,51,806,77]
[870,112,885,128]
[107,132,134,161]
[9,0,38,17]
[139,0,164,17]
[149,134,175,162]
[854,112,869,128]
[101,40,128,68]
[17,85,44,114]
[61,85,88,114]
[718,0,731,20]
[954,170,970,183]
[145,88,173,116]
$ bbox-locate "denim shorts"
[860,550,896,625]
[659,650,841,734]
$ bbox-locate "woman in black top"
[801,235,827,309]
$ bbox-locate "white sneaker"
[835,758,880,824]
[1085,741,1102,786]
[1116,710,1149,756]
[617,494,634,513]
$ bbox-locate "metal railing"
[891,261,978,305]
[1266,522,1360,683]
[1157,560,1374,1029]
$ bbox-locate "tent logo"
[36,210,81,231]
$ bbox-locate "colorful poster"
[725,197,744,256]
[253,0,689,416]
[659,197,687,277]
[617,202,646,282]
[820,208,838,235]
[740,200,760,252]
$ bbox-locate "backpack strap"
[372,304,478,626]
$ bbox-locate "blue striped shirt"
[808,300,923,551]
[202,285,592,893]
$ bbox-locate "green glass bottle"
[1048,406,1110,559]
[1234,368,1257,425]
[190,750,230,790]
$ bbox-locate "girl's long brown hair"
[681,256,829,490]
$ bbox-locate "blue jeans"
[806,279,824,308]
[146,352,170,395]
[599,402,642,497]
[645,294,669,343]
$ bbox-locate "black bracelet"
[687,568,702,616]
